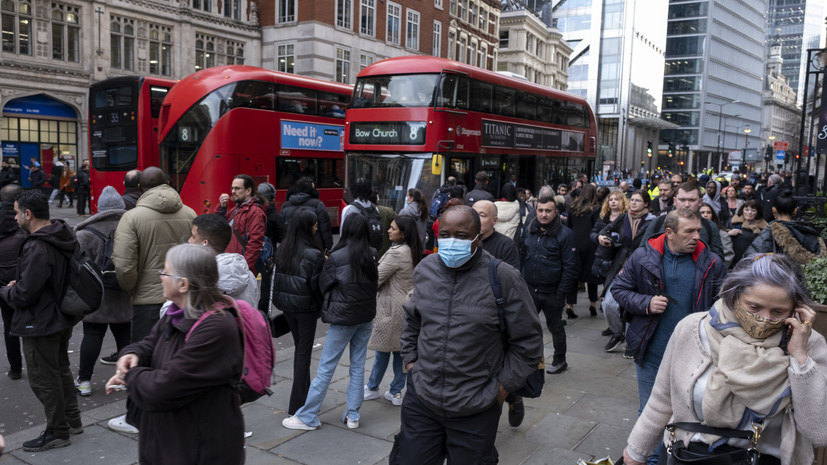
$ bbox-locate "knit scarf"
[628,210,648,239]
[701,300,791,441]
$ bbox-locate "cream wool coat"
[627,312,827,465]
[367,244,414,352]
[494,200,525,240]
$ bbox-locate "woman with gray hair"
[623,253,827,465]
[106,243,245,465]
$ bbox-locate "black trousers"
[398,377,501,465]
[126,304,161,428]
[566,282,599,305]
[1,300,22,372]
[75,191,89,215]
[529,289,566,365]
[284,311,318,415]
[22,328,81,438]
[78,321,131,381]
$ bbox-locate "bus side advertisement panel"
[480,119,584,153]
[281,120,344,151]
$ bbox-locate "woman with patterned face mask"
[622,253,827,465]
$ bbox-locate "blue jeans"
[367,351,405,395]
[295,322,373,427]
[636,359,663,465]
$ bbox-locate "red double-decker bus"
[89,76,176,209]
[157,66,351,221]
[345,56,597,209]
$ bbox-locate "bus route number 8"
[179,127,190,142]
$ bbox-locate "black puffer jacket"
[0,220,76,337]
[282,187,333,251]
[519,215,579,296]
[319,246,377,326]
[0,201,26,285]
[272,245,325,313]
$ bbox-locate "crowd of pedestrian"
[0,164,825,465]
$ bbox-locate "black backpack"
[85,227,121,290]
[354,203,383,251]
[61,247,104,318]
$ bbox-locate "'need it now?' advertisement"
[281,120,344,151]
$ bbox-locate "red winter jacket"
[217,198,267,274]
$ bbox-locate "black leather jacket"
[272,245,325,313]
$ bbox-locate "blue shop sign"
[281,120,344,152]
[3,94,76,119]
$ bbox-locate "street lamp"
[705,100,741,170]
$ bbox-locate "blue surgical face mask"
[438,234,479,268]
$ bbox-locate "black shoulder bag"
[489,258,544,398]
[665,422,763,465]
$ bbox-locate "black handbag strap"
[667,422,755,442]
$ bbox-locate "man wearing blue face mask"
[398,206,543,465]
[520,195,579,374]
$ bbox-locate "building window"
[386,2,400,45]
[449,0,456,16]
[195,35,216,71]
[478,7,486,30]
[149,24,171,76]
[226,40,244,64]
[469,41,476,66]
[360,0,375,36]
[435,0,442,9]
[2,0,32,55]
[360,53,373,70]
[458,0,466,21]
[469,2,476,27]
[110,16,135,71]
[223,0,240,19]
[499,30,508,48]
[458,35,466,62]
[193,0,211,12]
[478,44,486,69]
[405,9,419,50]
[335,47,350,83]
[432,20,441,57]
[278,0,295,23]
[337,0,352,28]
[277,43,294,73]
[51,3,79,62]
[447,30,455,59]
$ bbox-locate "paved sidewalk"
[0,299,639,465]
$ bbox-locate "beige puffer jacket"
[112,185,196,305]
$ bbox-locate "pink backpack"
[186,299,275,404]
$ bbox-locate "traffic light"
[647,140,653,157]
[667,144,675,157]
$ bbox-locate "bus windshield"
[347,152,441,211]
[352,74,439,108]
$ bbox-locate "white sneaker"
[108,414,139,434]
[363,384,381,400]
[345,415,359,429]
[74,377,92,397]
[282,415,316,431]
[384,391,403,406]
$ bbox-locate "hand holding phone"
[785,304,816,365]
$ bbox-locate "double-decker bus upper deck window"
[437,74,468,109]
[493,86,515,117]
[94,86,134,108]
[353,74,438,108]
[469,80,492,112]
[149,85,170,117]
[277,84,317,114]
[517,93,536,120]
[319,91,349,118]
[231,80,276,110]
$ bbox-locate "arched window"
[1,0,32,55]
[51,3,79,62]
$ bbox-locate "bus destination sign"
[481,119,584,152]
[350,122,427,145]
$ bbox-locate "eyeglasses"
[230,186,246,191]
[158,270,181,279]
